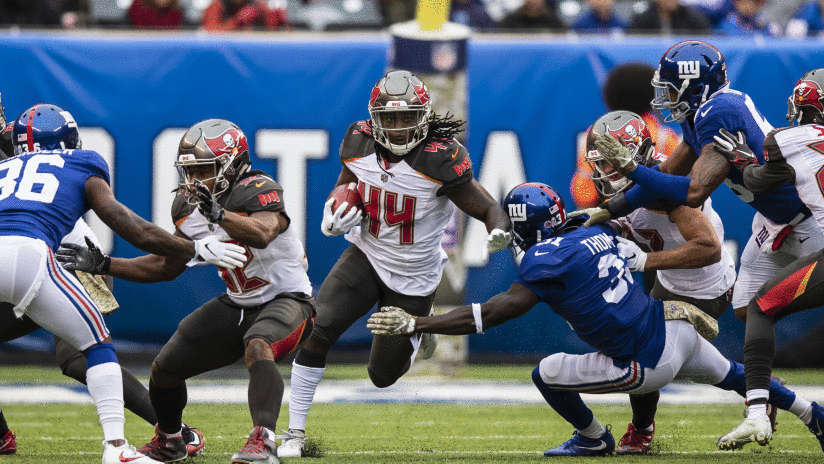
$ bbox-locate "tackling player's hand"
[367,306,417,335]
[194,180,225,224]
[567,207,611,227]
[321,198,363,237]
[594,133,638,175]
[713,129,757,171]
[191,235,247,269]
[486,228,512,254]
[616,237,647,272]
[56,236,111,275]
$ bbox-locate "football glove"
[594,133,638,175]
[56,236,111,275]
[713,129,757,171]
[321,198,363,237]
[194,180,225,224]
[616,236,647,272]
[567,207,612,227]
[486,228,512,254]
[366,306,417,336]
[191,235,247,269]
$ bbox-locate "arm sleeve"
[626,164,691,204]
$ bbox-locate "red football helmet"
[787,68,824,125]
[585,111,655,200]
[368,70,432,156]
[175,119,251,202]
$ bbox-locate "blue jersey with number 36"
[683,89,807,224]
[0,149,110,250]
[514,224,666,369]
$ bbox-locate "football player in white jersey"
[711,68,824,451]
[61,119,314,464]
[280,70,512,458]
[585,110,737,454]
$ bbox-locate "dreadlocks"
[427,113,466,142]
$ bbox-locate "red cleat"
[616,421,654,455]
[0,429,16,455]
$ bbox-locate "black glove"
[55,236,111,275]
[713,128,757,171]
[195,179,225,224]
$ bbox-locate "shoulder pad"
[227,172,286,214]
[406,138,473,185]
[340,120,376,162]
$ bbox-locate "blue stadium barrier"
[1,32,822,362]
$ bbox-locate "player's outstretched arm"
[85,176,195,259]
[448,179,510,231]
[220,211,286,249]
[413,283,540,335]
[681,144,733,207]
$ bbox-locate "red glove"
[235,4,260,26]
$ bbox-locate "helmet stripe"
[26,104,39,153]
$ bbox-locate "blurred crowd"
[0,0,821,37]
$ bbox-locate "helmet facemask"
[651,70,693,124]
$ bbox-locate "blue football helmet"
[12,103,81,156]
[502,182,567,253]
[651,41,728,124]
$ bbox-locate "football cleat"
[743,376,785,433]
[717,417,772,450]
[277,428,306,458]
[138,426,188,463]
[102,440,162,464]
[0,429,16,455]
[616,421,654,455]
[808,402,824,452]
[232,426,279,464]
[417,333,437,361]
[182,423,206,457]
[544,426,615,457]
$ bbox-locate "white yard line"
[1,379,823,405]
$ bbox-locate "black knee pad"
[367,367,398,388]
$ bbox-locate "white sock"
[288,361,326,431]
[579,417,606,439]
[747,404,769,423]
[790,397,814,425]
[86,362,125,442]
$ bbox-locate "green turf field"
[2,366,823,463]
[1,403,823,463]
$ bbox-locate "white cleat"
[276,429,306,458]
[102,440,163,464]
[717,418,772,450]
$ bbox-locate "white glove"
[321,198,363,237]
[594,133,638,175]
[567,207,611,227]
[486,228,512,254]
[190,235,247,269]
[616,236,647,272]
[366,306,416,335]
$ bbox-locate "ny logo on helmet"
[509,203,527,221]
[677,61,700,80]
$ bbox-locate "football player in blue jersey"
[571,40,824,326]
[0,101,204,458]
[367,182,824,456]
[0,103,247,464]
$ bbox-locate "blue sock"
[86,343,118,368]
[532,366,592,430]
[714,361,796,411]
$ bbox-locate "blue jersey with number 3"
[514,224,665,369]
[0,149,110,250]
[683,89,807,224]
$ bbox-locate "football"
[328,182,364,216]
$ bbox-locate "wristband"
[472,303,484,334]
[100,255,111,275]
